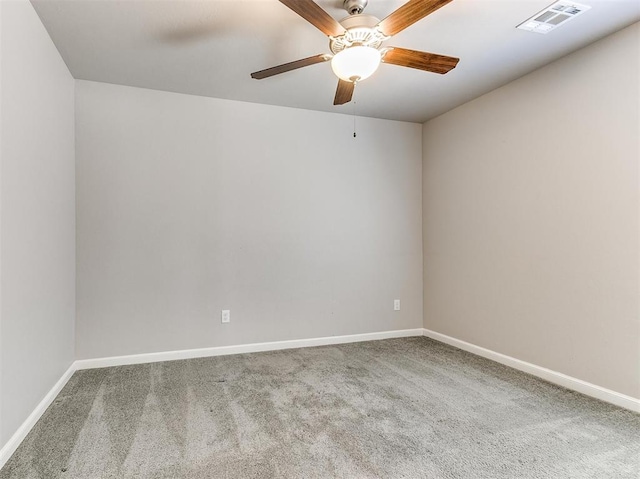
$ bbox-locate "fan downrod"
[343,0,368,15]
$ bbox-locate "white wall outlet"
[221,310,230,323]
[394,300,400,311]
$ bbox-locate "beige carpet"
[1,337,639,478]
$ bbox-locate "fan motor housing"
[329,14,387,54]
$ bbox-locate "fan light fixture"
[331,46,381,82]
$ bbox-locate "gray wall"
[0,0,76,446]
[75,80,423,360]
[422,23,640,398]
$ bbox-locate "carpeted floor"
[1,337,639,478]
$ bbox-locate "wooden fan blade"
[382,47,459,74]
[334,79,355,105]
[251,54,331,79]
[279,0,346,37]
[377,0,453,37]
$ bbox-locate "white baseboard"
[0,363,77,469]
[74,328,424,370]
[422,328,640,413]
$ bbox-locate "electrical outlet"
[221,310,230,323]
[394,300,400,311]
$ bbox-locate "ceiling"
[32,0,640,123]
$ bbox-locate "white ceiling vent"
[517,1,591,34]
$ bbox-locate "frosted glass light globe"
[331,46,381,82]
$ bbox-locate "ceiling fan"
[251,0,460,105]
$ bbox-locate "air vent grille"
[517,1,591,34]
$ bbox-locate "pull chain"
[353,100,357,138]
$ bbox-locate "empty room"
[0,0,639,477]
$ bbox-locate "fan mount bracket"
[343,0,368,16]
